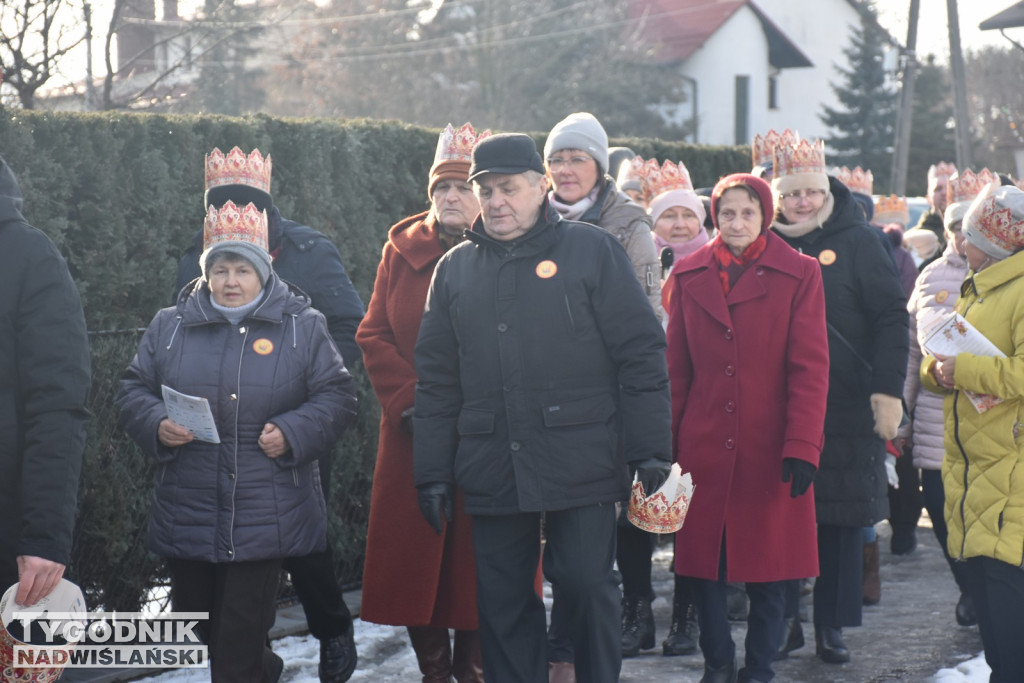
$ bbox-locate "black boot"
[699,655,738,683]
[814,625,850,664]
[772,616,804,661]
[621,594,655,657]
[955,592,977,626]
[319,621,357,683]
[663,601,699,656]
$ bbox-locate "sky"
[875,0,1022,61]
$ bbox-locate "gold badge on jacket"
[818,249,837,266]
[253,339,274,355]
[936,290,949,303]
[536,260,558,279]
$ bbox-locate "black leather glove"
[633,458,672,496]
[417,482,454,535]
[781,458,816,498]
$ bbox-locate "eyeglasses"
[546,155,593,171]
[781,188,827,202]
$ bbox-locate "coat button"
[725,365,735,376]
[230,393,237,400]
[239,326,246,334]
[756,267,765,275]
[726,401,736,413]
[229,472,236,479]
[724,328,733,340]
[498,323,508,332]
[510,442,521,451]
[725,438,735,449]
[226,550,234,557]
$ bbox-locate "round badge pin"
[818,249,837,266]
[536,260,558,279]
[935,290,949,304]
[253,339,274,355]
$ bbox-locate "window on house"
[735,75,749,145]
[768,75,779,110]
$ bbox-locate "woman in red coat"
[666,173,829,683]
[356,123,488,682]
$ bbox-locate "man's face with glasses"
[545,149,600,204]
[779,187,828,224]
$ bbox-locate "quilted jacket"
[921,252,1024,566]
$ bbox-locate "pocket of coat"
[542,393,616,428]
[457,408,495,435]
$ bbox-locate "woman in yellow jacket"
[921,181,1024,682]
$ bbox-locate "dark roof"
[629,0,812,68]
[980,1,1024,30]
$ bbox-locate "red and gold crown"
[773,138,827,178]
[627,465,694,534]
[203,200,268,252]
[835,166,873,195]
[751,128,799,168]
[927,161,957,185]
[434,122,491,165]
[636,158,695,201]
[873,195,910,226]
[205,146,272,194]
[965,185,1024,256]
[946,169,997,205]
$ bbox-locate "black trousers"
[964,555,1024,682]
[690,543,786,682]
[813,524,863,627]
[474,503,620,683]
[168,557,282,683]
[888,446,923,533]
[616,518,657,599]
[920,469,969,593]
[280,452,353,640]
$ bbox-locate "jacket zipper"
[951,295,978,561]
[563,294,576,334]
[227,324,248,561]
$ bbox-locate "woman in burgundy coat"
[666,174,830,683]
[356,124,488,682]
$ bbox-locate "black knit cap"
[468,133,545,181]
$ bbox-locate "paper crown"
[751,128,799,168]
[627,463,694,534]
[434,122,491,165]
[203,200,268,252]
[205,146,272,194]
[927,161,958,184]
[773,139,827,178]
[947,169,997,205]
[836,166,873,195]
[964,183,1024,256]
[873,195,910,225]
[635,158,696,201]
[617,155,647,192]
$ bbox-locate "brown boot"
[451,630,484,683]
[407,626,454,683]
[862,540,881,605]
[548,661,576,683]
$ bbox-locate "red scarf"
[711,233,767,295]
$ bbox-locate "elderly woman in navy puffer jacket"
[117,201,356,683]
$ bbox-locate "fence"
[67,328,379,612]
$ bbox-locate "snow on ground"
[932,652,990,682]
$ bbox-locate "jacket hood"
[0,157,26,226]
[176,272,311,324]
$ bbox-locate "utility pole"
[84,2,96,110]
[947,0,973,169]
[890,0,920,196]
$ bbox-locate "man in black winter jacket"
[0,157,91,607]
[174,147,364,683]
[413,134,671,683]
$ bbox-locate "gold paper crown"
[627,476,693,534]
[836,166,873,195]
[205,146,272,194]
[434,122,491,165]
[203,200,268,252]
[873,195,910,225]
[636,158,695,201]
[751,128,799,168]
[927,161,958,183]
[773,139,827,178]
[947,169,997,205]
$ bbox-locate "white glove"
[871,393,903,441]
[885,453,899,489]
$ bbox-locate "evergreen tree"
[819,2,897,192]
[906,55,956,197]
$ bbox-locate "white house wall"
[677,5,771,148]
